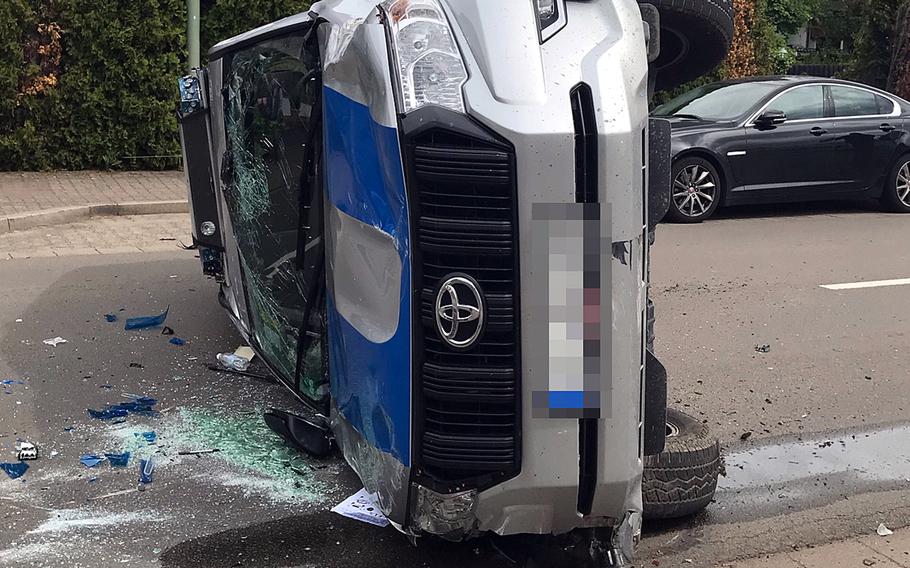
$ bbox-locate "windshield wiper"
[670,113,704,120]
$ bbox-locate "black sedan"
[653,76,910,222]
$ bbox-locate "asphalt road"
[0,202,908,567]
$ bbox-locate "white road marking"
[820,278,910,290]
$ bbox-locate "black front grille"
[403,113,521,488]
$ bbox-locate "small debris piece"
[331,488,390,527]
[169,338,186,346]
[87,395,157,420]
[104,314,118,323]
[216,353,251,372]
[877,523,893,536]
[0,462,28,479]
[124,308,169,331]
[161,326,175,336]
[87,488,135,502]
[16,441,37,461]
[129,363,144,369]
[178,449,221,456]
[863,559,876,566]
[206,364,273,382]
[105,452,131,468]
[740,431,753,441]
[135,431,157,444]
[234,346,256,362]
[80,454,105,468]
[754,344,771,353]
[138,458,155,490]
[15,318,22,323]
[43,337,67,347]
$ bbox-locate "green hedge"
[0,0,311,171]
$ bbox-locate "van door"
[216,23,328,405]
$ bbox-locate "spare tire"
[642,0,735,92]
[643,408,721,519]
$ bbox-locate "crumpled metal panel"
[330,401,411,527]
[317,2,413,491]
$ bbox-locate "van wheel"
[643,408,721,520]
[643,0,735,92]
[881,154,910,213]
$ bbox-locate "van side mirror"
[755,110,787,127]
[640,4,661,64]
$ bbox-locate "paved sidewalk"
[0,213,192,259]
[0,171,185,217]
[732,527,910,568]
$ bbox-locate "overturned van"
[178,0,732,562]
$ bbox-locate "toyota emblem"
[435,275,485,349]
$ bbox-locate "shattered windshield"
[222,33,326,402]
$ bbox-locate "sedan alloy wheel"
[898,161,910,207]
[673,164,717,219]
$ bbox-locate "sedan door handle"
[810,127,828,136]
[880,123,896,132]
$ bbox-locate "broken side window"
[222,31,327,404]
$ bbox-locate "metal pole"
[187,0,200,70]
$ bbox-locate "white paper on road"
[331,488,389,527]
[43,337,67,347]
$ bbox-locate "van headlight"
[381,0,468,114]
[535,0,567,42]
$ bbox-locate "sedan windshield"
[653,82,780,121]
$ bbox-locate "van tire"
[642,0,735,92]
[643,408,721,520]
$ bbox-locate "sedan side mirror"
[755,110,787,127]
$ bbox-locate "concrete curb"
[0,200,189,234]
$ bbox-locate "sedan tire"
[881,154,910,213]
[667,157,722,223]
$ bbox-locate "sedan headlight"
[381,0,468,114]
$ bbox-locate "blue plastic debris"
[135,431,157,444]
[104,314,118,322]
[0,462,28,479]
[105,452,131,467]
[87,394,157,420]
[1,380,24,386]
[138,458,155,489]
[80,454,105,468]
[169,338,186,346]
[87,407,128,420]
[124,308,169,331]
